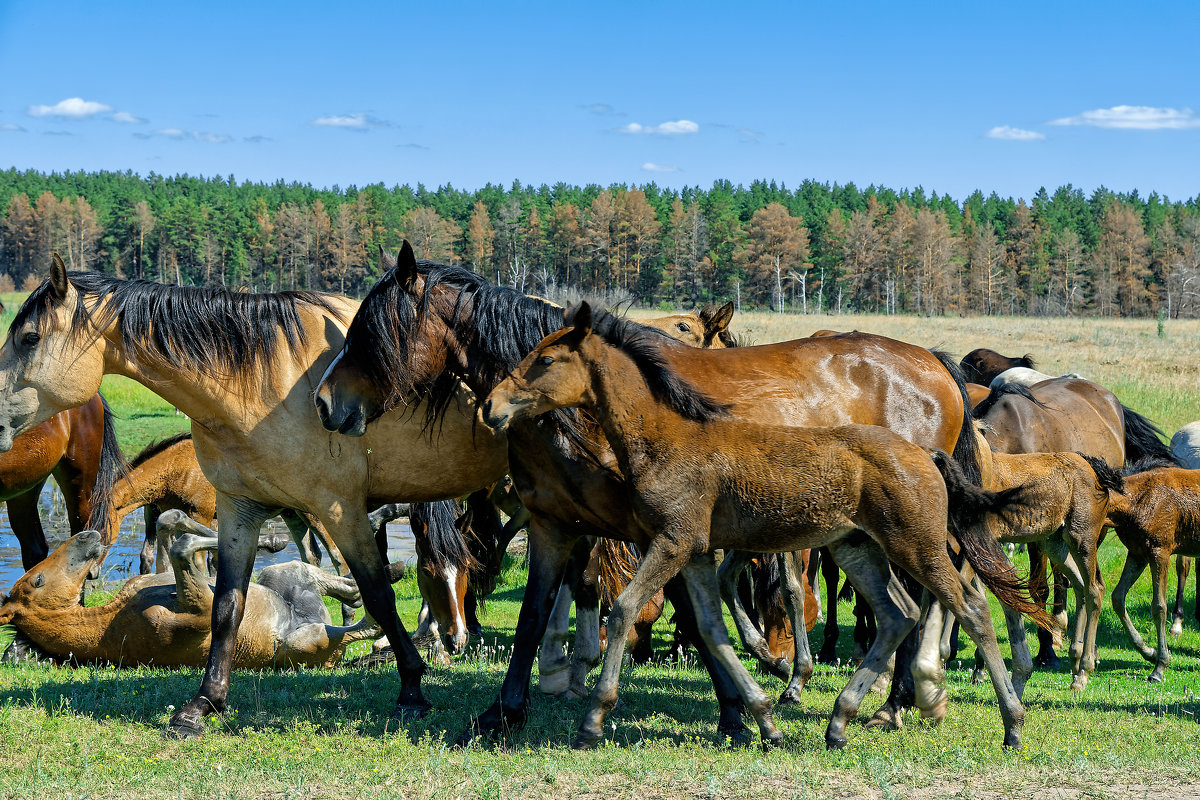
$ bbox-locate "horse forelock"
[342,264,421,413]
[15,272,341,383]
[587,308,731,423]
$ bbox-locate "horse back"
[980,377,1124,465]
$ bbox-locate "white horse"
[989,366,1084,389]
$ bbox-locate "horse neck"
[577,338,691,477]
[14,598,122,658]
[110,452,176,521]
[443,289,563,398]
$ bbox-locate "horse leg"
[912,592,948,724]
[806,547,824,622]
[718,550,789,680]
[8,484,49,571]
[569,549,603,700]
[1044,534,1096,691]
[138,506,159,575]
[778,550,814,705]
[852,591,875,662]
[865,567,921,731]
[823,539,920,750]
[816,547,841,663]
[1172,556,1191,636]
[537,539,588,697]
[456,520,579,746]
[628,591,664,665]
[1111,552,1156,662]
[1148,550,1172,683]
[165,496,272,740]
[661,574,752,745]
[574,534,693,750]
[677,554,783,749]
[1028,543,1060,668]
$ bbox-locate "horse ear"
[378,245,396,272]
[395,240,418,291]
[709,301,734,331]
[562,301,594,347]
[50,253,69,301]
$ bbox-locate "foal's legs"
[778,550,815,704]
[816,548,842,663]
[538,539,589,697]
[1172,555,1191,636]
[1148,549,1173,683]
[823,538,920,749]
[575,534,693,749]
[1111,552,1156,662]
[718,550,790,679]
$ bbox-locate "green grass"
[3,313,1200,797]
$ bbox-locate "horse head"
[0,529,104,624]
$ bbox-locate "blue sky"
[2,1,1198,202]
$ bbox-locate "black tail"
[1122,456,1176,476]
[971,382,1048,420]
[459,488,504,602]
[932,350,983,486]
[1078,454,1125,494]
[87,395,132,539]
[932,450,1055,631]
[750,553,786,619]
[1120,405,1179,466]
[410,499,477,577]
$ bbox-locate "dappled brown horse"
[1105,464,1200,682]
[1,393,123,570]
[0,513,377,668]
[313,250,984,745]
[482,302,1048,750]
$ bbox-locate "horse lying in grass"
[0,511,380,668]
[1105,462,1200,682]
[481,302,1050,750]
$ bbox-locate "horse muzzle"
[481,399,511,432]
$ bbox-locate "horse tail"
[931,450,1055,631]
[971,382,1047,420]
[750,553,785,620]
[596,539,641,607]
[410,499,478,578]
[88,394,132,542]
[1120,404,1179,466]
[459,488,504,605]
[932,350,983,486]
[1078,454,1125,495]
[1123,456,1175,476]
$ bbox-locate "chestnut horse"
[2,393,125,570]
[314,249,984,744]
[481,302,1047,750]
[0,253,510,738]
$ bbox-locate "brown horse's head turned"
[0,530,104,622]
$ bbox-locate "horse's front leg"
[456,519,579,746]
[537,539,589,697]
[165,495,272,740]
[717,550,790,680]
[778,550,814,704]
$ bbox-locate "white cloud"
[111,111,145,124]
[158,128,186,139]
[193,131,231,144]
[28,97,113,118]
[1048,105,1200,130]
[642,162,679,173]
[986,125,1045,141]
[618,119,699,135]
[0,123,26,132]
[313,113,367,127]
[147,128,230,143]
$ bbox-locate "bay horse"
[314,250,984,745]
[0,253,511,738]
[1105,462,1200,682]
[481,302,1048,750]
[1,393,125,570]
[970,379,1178,666]
[959,349,1038,386]
[0,514,377,669]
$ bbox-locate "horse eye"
[538,355,554,367]
[22,332,40,347]
[32,573,45,589]
[676,322,690,332]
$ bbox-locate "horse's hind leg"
[778,550,814,704]
[1172,556,1191,636]
[824,538,919,750]
[718,550,790,680]
[139,506,159,575]
[1148,550,1172,683]
[160,511,221,612]
[1112,552,1156,662]
[679,554,782,748]
[538,539,588,697]
[816,548,841,663]
[913,591,949,724]
[568,552,603,700]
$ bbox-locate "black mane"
[13,272,341,381]
[586,307,731,423]
[971,381,1047,420]
[129,432,193,469]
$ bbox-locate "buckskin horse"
[0,253,512,738]
[314,245,984,745]
[479,302,1048,749]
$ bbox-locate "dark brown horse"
[959,349,1037,386]
[2,393,126,570]
[481,302,1047,749]
[314,248,985,745]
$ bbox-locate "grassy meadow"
[2,310,1200,798]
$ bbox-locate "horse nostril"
[314,394,331,424]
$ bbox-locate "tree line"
[2,167,1199,317]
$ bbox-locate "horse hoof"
[1147,671,1165,684]
[761,732,784,752]
[865,706,902,731]
[970,669,988,685]
[390,701,432,724]
[815,646,838,664]
[720,725,754,748]
[777,689,802,706]
[824,734,848,751]
[565,684,590,701]
[571,730,604,750]
[1002,731,1021,750]
[1033,653,1061,670]
[163,712,206,741]
[538,667,570,697]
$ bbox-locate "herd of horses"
[0,246,1198,752]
